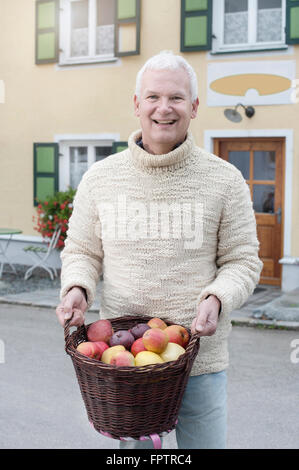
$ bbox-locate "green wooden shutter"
[35,0,59,64]
[112,141,128,153]
[286,0,299,44]
[115,0,141,56]
[34,143,59,206]
[181,0,212,52]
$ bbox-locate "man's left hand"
[191,295,221,336]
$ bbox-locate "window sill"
[58,56,119,67]
[210,45,289,55]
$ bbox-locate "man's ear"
[134,94,140,117]
[191,97,199,119]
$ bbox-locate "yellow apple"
[135,351,164,366]
[160,342,186,363]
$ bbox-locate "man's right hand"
[56,286,88,327]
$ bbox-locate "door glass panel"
[70,147,88,188]
[228,151,250,179]
[253,184,275,213]
[253,151,276,180]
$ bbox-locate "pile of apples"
[76,317,190,367]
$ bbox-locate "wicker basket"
[64,315,200,442]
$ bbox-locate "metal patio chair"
[24,225,61,281]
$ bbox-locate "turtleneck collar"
[128,129,196,172]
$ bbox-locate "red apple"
[111,350,135,367]
[142,328,169,354]
[101,345,126,364]
[131,337,147,357]
[92,341,109,360]
[76,341,97,359]
[87,319,114,343]
[164,325,190,348]
[147,317,168,330]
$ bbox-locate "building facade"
[0,0,299,290]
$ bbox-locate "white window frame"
[212,0,287,54]
[59,0,117,66]
[56,136,118,190]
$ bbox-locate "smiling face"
[134,68,199,155]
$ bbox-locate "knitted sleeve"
[196,170,263,317]
[60,174,103,308]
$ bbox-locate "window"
[59,141,113,190]
[212,0,286,53]
[58,0,140,65]
[60,0,115,63]
[35,0,141,65]
[57,139,127,191]
[33,138,127,204]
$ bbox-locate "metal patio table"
[0,228,22,278]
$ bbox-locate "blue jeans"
[119,370,227,449]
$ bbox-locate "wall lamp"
[224,103,255,122]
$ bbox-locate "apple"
[147,317,168,330]
[164,325,190,348]
[135,351,164,366]
[111,350,135,367]
[131,337,147,357]
[130,323,150,339]
[160,342,186,363]
[101,345,126,364]
[109,330,135,350]
[142,328,169,354]
[87,319,113,343]
[76,341,98,359]
[92,341,109,360]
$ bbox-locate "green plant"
[33,187,76,249]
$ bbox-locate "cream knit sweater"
[60,129,263,376]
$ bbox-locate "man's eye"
[172,96,183,101]
[148,95,158,100]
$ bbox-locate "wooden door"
[214,138,284,286]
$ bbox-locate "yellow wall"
[0,0,299,256]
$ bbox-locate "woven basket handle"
[64,315,87,352]
[186,332,201,368]
[64,317,72,345]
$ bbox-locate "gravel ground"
[0,264,60,296]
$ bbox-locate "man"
[56,51,263,449]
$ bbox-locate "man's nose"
[157,98,172,113]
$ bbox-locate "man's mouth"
[152,119,177,126]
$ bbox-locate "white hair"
[135,50,198,103]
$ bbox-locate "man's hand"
[56,286,88,327]
[191,295,221,336]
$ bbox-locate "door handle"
[276,207,282,224]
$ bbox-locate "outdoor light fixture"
[224,103,255,122]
